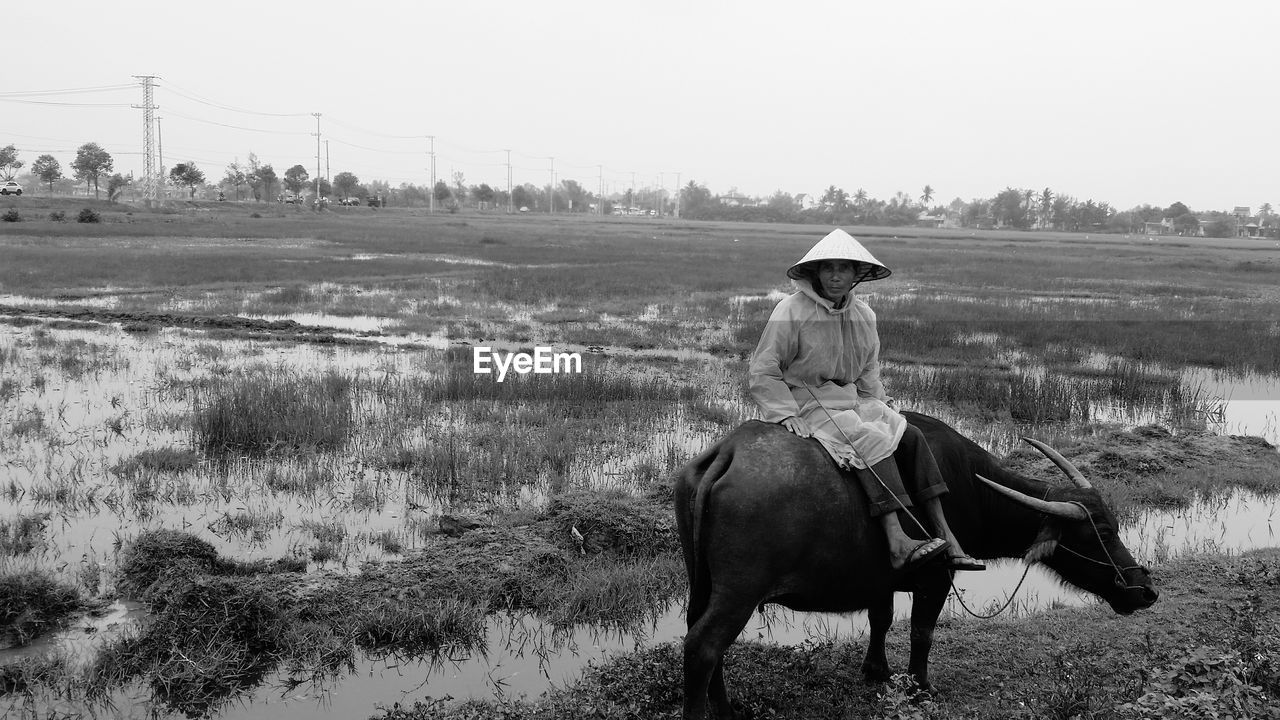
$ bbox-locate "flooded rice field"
[3,259,1279,719]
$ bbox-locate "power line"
[161,109,309,135]
[324,116,426,140]
[0,84,135,97]
[326,137,424,155]
[0,98,132,107]
[157,80,310,118]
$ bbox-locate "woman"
[748,228,984,572]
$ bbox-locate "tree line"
[677,181,1276,238]
[2,141,1273,236]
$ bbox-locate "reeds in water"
[192,368,353,457]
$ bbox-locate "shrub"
[48,210,65,221]
[2,209,20,222]
[77,207,101,223]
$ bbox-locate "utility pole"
[548,157,554,214]
[427,135,435,214]
[156,116,164,198]
[311,113,322,206]
[324,140,330,187]
[597,165,604,216]
[505,149,512,213]
[131,75,157,206]
[675,172,681,218]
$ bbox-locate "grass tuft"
[0,569,82,647]
[192,367,353,456]
[110,446,200,476]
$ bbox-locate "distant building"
[718,193,755,207]
[1143,218,1175,235]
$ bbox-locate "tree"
[224,162,247,200]
[32,154,62,193]
[1172,212,1200,235]
[767,190,798,213]
[962,198,991,227]
[1022,189,1037,225]
[71,142,114,198]
[1039,188,1054,228]
[451,171,468,205]
[560,179,589,212]
[400,182,427,206]
[245,154,265,200]
[283,164,310,195]
[820,185,850,212]
[107,173,129,202]
[1166,201,1190,218]
[511,184,535,210]
[169,162,206,198]
[473,183,496,208]
[0,145,23,181]
[920,185,934,206]
[993,187,1029,228]
[680,181,713,217]
[256,165,278,201]
[433,180,451,202]
[333,171,360,198]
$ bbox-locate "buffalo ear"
[1024,523,1060,564]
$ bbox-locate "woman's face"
[815,260,859,301]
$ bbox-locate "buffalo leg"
[861,592,893,682]
[683,598,754,720]
[906,573,950,692]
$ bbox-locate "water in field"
[5,488,1272,720]
[2,304,1279,720]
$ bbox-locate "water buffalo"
[674,412,1158,719]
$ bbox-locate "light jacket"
[748,282,906,469]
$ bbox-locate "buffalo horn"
[976,474,1089,520]
[1022,437,1092,489]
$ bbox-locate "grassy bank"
[376,549,1280,720]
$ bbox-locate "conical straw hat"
[786,228,891,281]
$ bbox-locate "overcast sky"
[5,0,1276,212]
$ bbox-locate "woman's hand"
[781,416,813,437]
